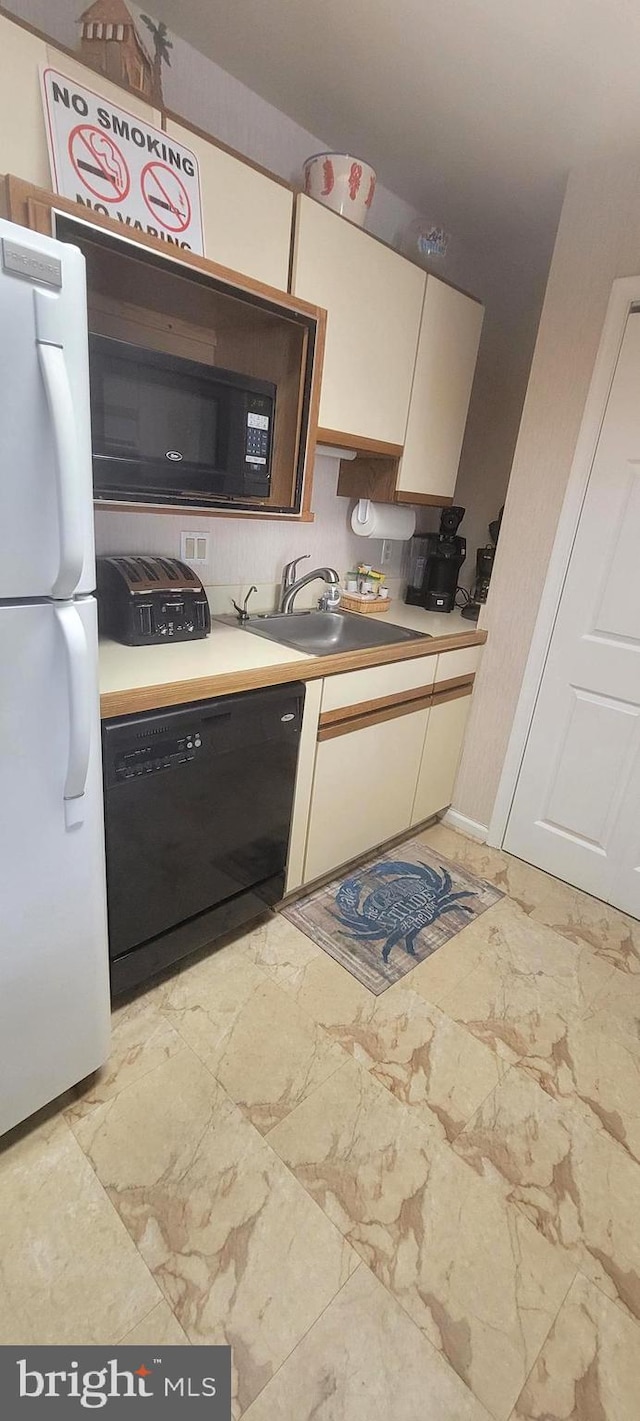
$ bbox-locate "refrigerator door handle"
[55,603,92,827]
[35,290,85,600]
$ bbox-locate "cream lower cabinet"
[300,653,478,888]
[411,692,473,825]
[304,706,430,884]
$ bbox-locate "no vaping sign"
[41,67,204,253]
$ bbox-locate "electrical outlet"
[381,538,393,566]
[180,531,209,565]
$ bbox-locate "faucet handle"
[282,554,310,588]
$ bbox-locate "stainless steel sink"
[239,609,431,656]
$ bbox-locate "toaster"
[97,555,211,646]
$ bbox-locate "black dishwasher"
[102,683,305,994]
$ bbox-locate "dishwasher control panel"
[114,731,203,780]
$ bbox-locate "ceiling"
[146,0,640,267]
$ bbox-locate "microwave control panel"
[245,396,273,469]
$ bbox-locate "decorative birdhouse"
[78,0,154,101]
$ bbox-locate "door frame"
[488,274,640,849]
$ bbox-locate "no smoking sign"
[41,67,204,253]
[69,126,130,204]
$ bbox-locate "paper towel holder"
[351,499,416,541]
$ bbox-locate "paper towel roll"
[351,500,416,540]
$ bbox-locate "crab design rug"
[282,838,503,993]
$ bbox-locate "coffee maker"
[405,507,466,613]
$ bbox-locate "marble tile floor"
[1,823,639,1418]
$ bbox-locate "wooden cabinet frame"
[0,174,326,521]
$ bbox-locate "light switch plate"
[381,538,393,565]
[180,531,210,565]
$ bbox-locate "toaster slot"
[137,602,153,638]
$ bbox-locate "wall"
[453,250,554,590]
[453,147,640,829]
[94,455,406,615]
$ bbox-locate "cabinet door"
[0,18,50,189]
[285,681,323,895]
[291,195,425,445]
[166,121,293,288]
[305,707,429,884]
[321,656,436,714]
[397,277,484,499]
[411,693,473,826]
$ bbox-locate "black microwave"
[89,334,275,507]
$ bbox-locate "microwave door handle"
[55,603,92,829]
[35,289,85,600]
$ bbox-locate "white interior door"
[0,598,110,1135]
[505,311,640,917]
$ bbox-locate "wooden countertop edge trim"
[99,628,486,719]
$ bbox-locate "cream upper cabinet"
[166,121,293,289]
[291,194,425,444]
[0,19,50,189]
[397,276,484,500]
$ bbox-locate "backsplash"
[94,454,411,616]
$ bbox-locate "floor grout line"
[240,1263,365,1418]
[57,1113,166,1339]
[573,1260,640,1330]
[500,1265,579,1420]
[337,1246,505,1421]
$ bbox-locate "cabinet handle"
[318,675,474,741]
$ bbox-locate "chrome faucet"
[279,560,341,614]
[280,555,310,609]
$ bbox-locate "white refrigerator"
[0,218,110,1136]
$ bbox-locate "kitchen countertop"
[99,605,486,718]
